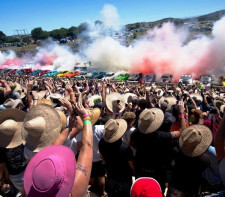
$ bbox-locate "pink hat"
[131,177,162,197]
[24,145,76,197]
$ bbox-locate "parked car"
[75,72,92,79]
[57,71,70,77]
[22,68,33,75]
[114,73,130,81]
[8,69,18,75]
[161,74,173,83]
[199,75,212,88]
[143,73,156,82]
[43,70,59,77]
[65,71,81,78]
[103,72,115,80]
[40,70,50,76]
[179,74,193,85]
[127,73,143,82]
[29,69,42,76]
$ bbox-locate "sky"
[1,0,225,36]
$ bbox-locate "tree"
[77,22,88,34]
[31,27,49,41]
[0,31,6,44]
[22,36,32,43]
[49,28,68,40]
[67,26,77,39]
[5,36,20,43]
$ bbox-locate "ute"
[199,75,212,88]
[43,70,59,77]
[29,69,42,76]
[179,74,193,85]
[57,71,70,77]
[161,74,173,83]
[127,73,143,82]
[143,73,156,83]
[65,71,82,78]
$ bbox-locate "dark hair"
[138,99,147,110]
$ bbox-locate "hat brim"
[24,145,76,197]
[103,119,127,143]
[0,109,26,148]
[106,92,125,113]
[86,108,101,125]
[190,94,203,102]
[124,93,138,104]
[22,104,61,152]
[159,96,177,111]
[179,125,212,157]
[138,108,164,134]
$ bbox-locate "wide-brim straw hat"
[138,108,164,134]
[179,125,212,157]
[3,98,23,109]
[57,110,67,131]
[103,119,127,143]
[190,93,203,102]
[106,92,125,113]
[22,104,61,152]
[0,109,26,148]
[154,88,164,97]
[37,99,54,107]
[24,145,76,197]
[88,95,102,107]
[37,90,47,100]
[159,96,177,111]
[86,108,101,125]
[124,93,138,104]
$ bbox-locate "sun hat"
[220,105,225,113]
[49,93,62,106]
[179,125,212,157]
[122,112,136,121]
[124,93,138,104]
[130,177,162,197]
[154,88,164,97]
[37,99,54,107]
[22,104,61,152]
[106,92,125,113]
[56,110,67,131]
[138,108,164,134]
[3,98,23,109]
[159,96,177,111]
[88,95,102,107]
[37,90,47,100]
[190,93,203,102]
[86,108,101,125]
[103,119,127,143]
[24,145,76,197]
[0,109,26,148]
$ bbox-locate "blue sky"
[1,0,225,35]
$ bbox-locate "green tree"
[67,26,77,39]
[49,28,68,40]
[22,36,32,43]
[0,31,6,44]
[5,36,20,43]
[31,27,49,41]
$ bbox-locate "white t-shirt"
[77,125,104,162]
[64,136,78,156]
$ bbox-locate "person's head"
[122,112,136,129]
[24,145,76,197]
[138,99,147,111]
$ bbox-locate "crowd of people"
[0,74,225,197]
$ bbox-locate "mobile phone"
[29,92,32,95]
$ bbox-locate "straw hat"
[37,90,47,100]
[138,108,164,134]
[124,93,138,104]
[179,125,212,157]
[24,145,76,197]
[0,109,26,148]
[159,96,177,111]
[190,93,203,102]
[220,105,225,113]
[103,119,127,143]
[86,108,101,125]
[37,99,54,107]
[22,104,61,152]
[130,178,162,197]
[3,98,23,109]
[88,95,102,107]
[106,92,125,113]
[154,88,164,97]
[57,110,67,131]
[48,93,62,106]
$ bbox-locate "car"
[40,70,50,76]
[57,71,70,77]
[199,75,212,88]
[43,70,59,77]
[127,73,143,82]
[179,74,193,85]
[90,71,107,79]
[29,69,42,76]
[16,69,23,75]
[8,69,18,75]
[22,68,33,75]
[161,74,173,83]
[143,73,156,83]
[75,72,92,79]
[103,72,115,80]
[114,73,130,81]
[65,71,81,78]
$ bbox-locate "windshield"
[106,73,113,76]
[146,74,153,79]
[181,75,192,80]
[131,74,139,77]
[162,75,170,79]
[93,72,98,75]
[200,76,211,81]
